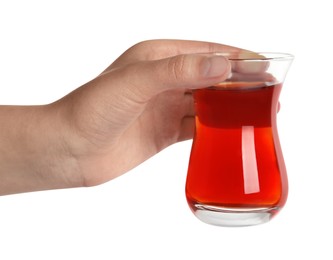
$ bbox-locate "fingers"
[232,51,269,74]
[105,39,244,72]
[211,51,277,89]
[178,116,195,142]
[228,71,275,82]
[132,39,244,60]
[103,53,231,103]
[184,91,195,117]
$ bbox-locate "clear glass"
[185,52,294,227]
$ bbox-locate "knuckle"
[131,40,153,53]
[167,55,187,81]
[127,40,164,61]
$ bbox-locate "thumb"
[104,53,231,103]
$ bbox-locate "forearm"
[0,105,82,195]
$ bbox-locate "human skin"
[0,39,242,195]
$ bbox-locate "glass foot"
[190,203,279,227]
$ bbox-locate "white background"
[0,0,332,259]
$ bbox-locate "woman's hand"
[0,40,241,195]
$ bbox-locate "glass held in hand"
[185,52,294,227]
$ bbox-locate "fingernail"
[201,55,230,78]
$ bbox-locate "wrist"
[0,104,83,195]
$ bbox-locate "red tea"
[186,82,288,213]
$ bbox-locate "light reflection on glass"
[241,125,260,194]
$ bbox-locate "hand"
[59,40,242,186]
[0,39,242,195]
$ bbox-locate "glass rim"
[213,52,294,61]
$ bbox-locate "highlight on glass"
[185,52,294,227]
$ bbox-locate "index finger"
[105,39,245,71]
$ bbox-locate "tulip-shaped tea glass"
[186,52,293,227]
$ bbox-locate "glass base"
[190,203,278,227]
